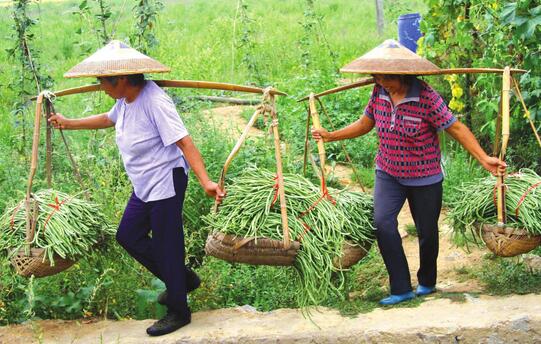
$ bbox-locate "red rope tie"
[270,176,280,207]
[320,175,336,205]
[297,222,312,242]
[43,196,66,232]
[10,202,23,230]
[515,181,541,218]
[298,192,327,219]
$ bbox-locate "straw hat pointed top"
[64,40,170,78]
[340,39,441,75]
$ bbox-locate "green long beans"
[203,169,375,308]
[449,168,541,244]
[0,189,115,265]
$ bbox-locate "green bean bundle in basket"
[449,168,541,246]
[204,169,374,308]
[0,189,115,268]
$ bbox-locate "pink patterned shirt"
[364,79,456,180]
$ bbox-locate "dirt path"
[2,295,541,343]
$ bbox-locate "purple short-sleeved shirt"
[108,81,189,202]
[364,79,456,185]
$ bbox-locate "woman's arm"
[311,115,375,143]
[445,120,506,175]
[176,136,225,201]
[48,113,114,130]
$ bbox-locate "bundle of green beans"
[0,189,115,265]
[330,188,375,245]
[204,169,374,308]
[449,168,541,244]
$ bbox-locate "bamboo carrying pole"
[339,67,527,75]
[298,78,375,102]
[298,68,526,102]
[25,92,46,248]
[269,92,291,249]
[31,80,286,100]
[493,97,502,157]
[213,106,263,213]
[308,93,327,177]
[497,67,511,227]
[45,101,53,187]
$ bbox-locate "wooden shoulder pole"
[25,92,45,247]
[269,92,291,249]
[497,67,511,227]
[213,106,263,213]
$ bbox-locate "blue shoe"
[379,291,415,305]
[415,284,436,296]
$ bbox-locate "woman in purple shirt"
[50,41,224,336]
[312,40,506,306]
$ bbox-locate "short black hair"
[371,74,417,88]
[98,74,146,87]
[126,74,146,86]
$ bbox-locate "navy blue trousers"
[374,171,442,295]
[116,167,189,315]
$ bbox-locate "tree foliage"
[420,0,541,168]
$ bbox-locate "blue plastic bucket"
[398,13,422,53]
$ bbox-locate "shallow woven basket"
[205,231,301,266]
[333,240,372,269]
[11,248,76,278]
[481,224,541,257]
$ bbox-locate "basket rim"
[481,223,539,237]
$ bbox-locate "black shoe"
[157,267,201,305]
[146,310,191,336]
[186,266,201,292]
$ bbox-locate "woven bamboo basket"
[10,93,78,278]
[11,248,76,278]
[481,224,541,257]
[480,68,541,257]
[333,240,372,269]
[205,234,372,268]
[205,232,301,266]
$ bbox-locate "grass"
[405,223,418,237]
[450,255,541,296]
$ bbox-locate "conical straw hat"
[340,39,441,75]
[64,40,170,78]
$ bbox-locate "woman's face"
[372,74,404,94]
[98,77,127,99]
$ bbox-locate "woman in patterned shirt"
[312,41,506,305]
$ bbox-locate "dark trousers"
[116,167,189,315]
[374,171,442,295]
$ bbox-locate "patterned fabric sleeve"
[426,89,457,131]
[363,85,379,120]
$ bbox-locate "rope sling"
[10,91,87,277]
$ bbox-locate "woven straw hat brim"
[64,60,170,78]
[64,40,170,78]
[340,39,441,75]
